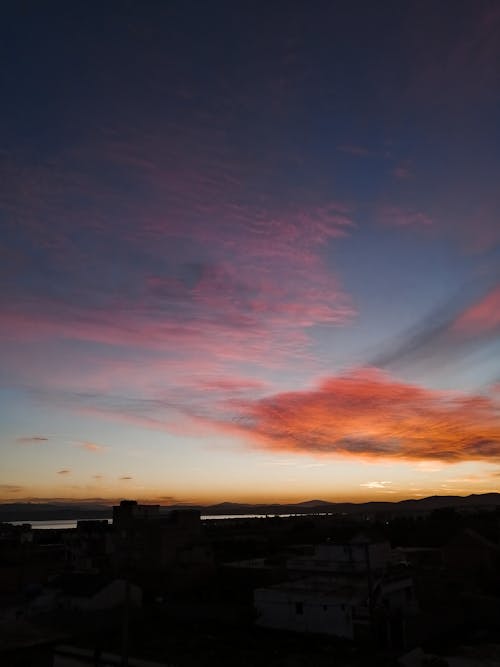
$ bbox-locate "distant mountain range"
[1,493,499,522]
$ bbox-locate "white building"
[255,576,367,638]
[255,536,417,641]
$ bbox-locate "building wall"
[255,588,354,638]
[379,577,415,611]
[70,580,142,611]
[288,541,391,575]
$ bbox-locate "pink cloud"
[198,378,269,393]
[380,206,433,227]
[452,286,500,335]
[0,121,357,403]
[393,164,413,180]
[337,145,371,156]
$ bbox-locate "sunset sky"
[1,1,500,505]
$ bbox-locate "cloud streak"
[0,484,24,494]
[372,282,500,375]
[452,286,500,336]
[76,441,108,453]
[360,481,392,489]
[16,436,49,445]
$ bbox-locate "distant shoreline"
[5,513,332,529]
[1,492,499,524]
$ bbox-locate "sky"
[1,1,500,505]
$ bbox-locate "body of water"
[9,519,111,529]
[8,512,328,529]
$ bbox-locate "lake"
[8,513,323,529]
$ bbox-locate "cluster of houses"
[0,501,214,620]
[1,501,500,665]
[252,535,417,646]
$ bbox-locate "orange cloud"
[232,368,500,463]
[77,441,107,453]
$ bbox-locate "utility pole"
[121,576,130,667]
[364,541,375,643]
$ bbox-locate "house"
[255,576,366,638]
[32,574,142,613]
[255,570,416,641]
[255,535,417,646]
[65,578,141,611]
[287,534,392,576]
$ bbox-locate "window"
[295,602,303,615]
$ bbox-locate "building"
[255,576,366,638]
[111,500,214,589]
[63,520,112,572]
[255,535,417,646]
[287,534,392,576]
[29,574,142,614]
[0,522,66,594]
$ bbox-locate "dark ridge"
[1,493,499,522]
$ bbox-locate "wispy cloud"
[379,206,432,227]
[360,481,392,489]
[0,484,24,494]
[16,436,49,445]
[393,163,413,180]
[337,145,371,156]
[452,286,500,336]
[76,441,108,453]
[372,283,500,374]
[57,469,71,475]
